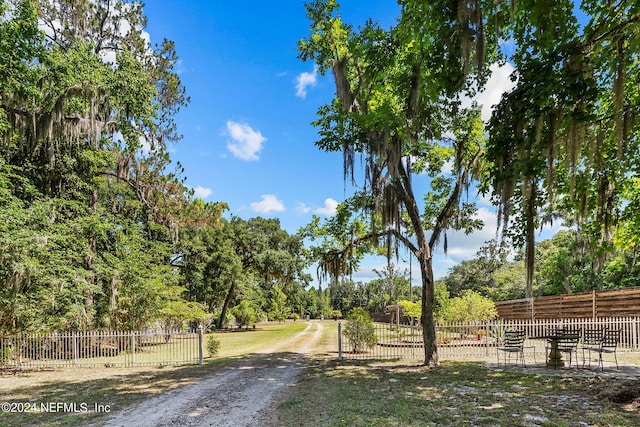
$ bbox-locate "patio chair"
[584,329,620,370]
[580,328,604,368]
[556,332,581,368]
[497,330,526,367]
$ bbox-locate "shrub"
[206,335,221,357]
[0,346,12,363]
[329,310,342,320]
[231,300,257,328]
[344,308,377,353]
[438,290,498,323]
[398,300,421,322]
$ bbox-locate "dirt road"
[100,321,323,427]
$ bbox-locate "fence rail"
[0,328,204,369]
[338,317,640,361]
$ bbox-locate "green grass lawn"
[272,360,640,427]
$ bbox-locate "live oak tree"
[0,0,319,334]
[299,0,494,365]
[299,196,373,311]
[229,217,309,326]
[485,0,640,296]
[181,216,309,329]
[0,0,193,332]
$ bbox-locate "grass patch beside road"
[272,360,640,427]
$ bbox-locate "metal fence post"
[411,322,415,359]
[72,332,78,367]
[484,321,489,356]
[198,325,204,366]
[338,322,343,361]
[131,331,135,367]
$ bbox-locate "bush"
[206,335,221,357]
[0,346,12,363]
[344,308,377,353]
[329,310,342,320]
[438,290,498,323]
[398,300,421,323]
[231,300,257,328]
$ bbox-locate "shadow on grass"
[7,354,639,427]
[272,359,640,427]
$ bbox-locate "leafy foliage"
[484,0,640,296]
[206,335,221,357]
[0,0,315,334]
[231,300,258,328]
[437,290,498,323]
[397,299,420,319]
[344,307,377,353]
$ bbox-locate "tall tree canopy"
[299,0,493,365]
[0,0,195,333]
[486,0,640,296]
[300,0,640,365]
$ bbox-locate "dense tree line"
[0,0,322,335]
[440,231,640,302]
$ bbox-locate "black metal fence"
[0,328,204,369]
[338,318,640,361]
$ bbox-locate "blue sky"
[141,1,533,284]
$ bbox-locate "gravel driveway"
[100,322,323,427]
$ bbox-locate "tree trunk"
[397,162,439,366]
[218,282,236,328]
[418,250,439,366]
[109,275,118,329]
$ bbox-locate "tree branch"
[429,148,482,249]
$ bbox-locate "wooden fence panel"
[596,288,640,317]
[493,299,532,319]
[496,287,640,320]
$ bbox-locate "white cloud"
[193,185,212,199]
[138,135,151,153]
[295,202,312,215]
[462,62,516,122]
[295,66,318,99]
[225,121,267,161]
[314,198,339,216]
[250,194,285,214]
[447,207,498,258]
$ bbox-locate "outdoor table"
[545,335,565,367]
[533,334,568,367]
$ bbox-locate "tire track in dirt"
[260,321,323,354]
[101,321,324,427]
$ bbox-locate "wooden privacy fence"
[0,328,204,369]
[496,287,640,319]
[338,317,640,361]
